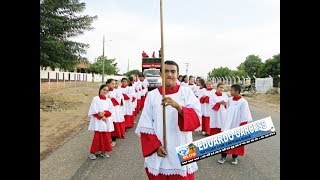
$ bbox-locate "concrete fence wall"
[40,70,126,93]
[40,70,125,82]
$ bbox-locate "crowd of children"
[87,74,149,159]
[87,73,252,165]
[177,75,253,165]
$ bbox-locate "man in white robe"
[135,60,202,180]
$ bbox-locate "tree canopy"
[40,0,97,70]
[124,69,141,77]
[88,56,119,75]
[259,54,280,86]
[243,55,263,77]
[206,53,280,87]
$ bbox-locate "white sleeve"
[135,92,155,136]
[88,97,98,117]
[240,99,253,123]
[106,98,116,122]
[209,93,217,107]
[116,90,122,103]
[131,87,136,98]
[184,88,202,121]
[227,97,232,108]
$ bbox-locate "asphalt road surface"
[40,105,280,180]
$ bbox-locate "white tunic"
[116,87,125,118]
[201,89,216,117]
[194,87,206,132]
[108,89,125,123]
[221,97,253,131]
[133,81,142,100]
[209,92,228,128]
[180,82,188,87]
[119,86,133,115]
[188,84,197,95]
[88,96,115,132]
[129,85,137,112]
[135,86,201,177]
[194,87,206,98]
[141,79,149,96]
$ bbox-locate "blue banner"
[176,116,276,166]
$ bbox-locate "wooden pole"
[40,67,42,93]
[56,72,59,89]
[160,0,166,151]
[48,72,50,90]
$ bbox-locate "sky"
[71,0,280,77]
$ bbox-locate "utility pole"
[102,35,105,83]
[185,63,189,76]
[127,59,129,72]
[101,36,112,83]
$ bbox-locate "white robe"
[194,87,206,98]
[188,84,197,94]
[180,82,188,87]
[221,97,253,131]
[201,89,216,117]
[108,89,125,123]
[209,92,228,128]
[135,86,201,177]
[133,81,142,100]
[116,87,125,118]
[129,86,137,112]
[88,96,115,132]
[141,79,149,96]
[119,86,133,115]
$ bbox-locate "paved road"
[40,105,280,180]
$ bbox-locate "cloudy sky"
[72,0,280,77]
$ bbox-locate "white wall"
[40,70,125,83]
[255,77,273,92]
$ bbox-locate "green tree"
[243,55,263,77]
[259,54,280,87]
[207,67,232,79]
[124,69,141,77]
[231,70,247,78]
[230,62,247,78]
[88,56,119,75]
[40,0,97,69]
[237,62,245,71]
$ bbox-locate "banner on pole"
[175,116,276,166]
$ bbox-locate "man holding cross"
[135,60,202,180]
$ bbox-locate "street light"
[102,35,112,83]
[185,63,189,76]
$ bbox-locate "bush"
[266,87,279,95]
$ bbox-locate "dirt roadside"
[40,82,100,161]
[40,83,280,161]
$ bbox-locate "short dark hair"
[199,78,206,88]
[182,75,188,81]
[121,78,128,82]
[99,84,108,96]
[160,60,179,73]
[231,84,241,93]
[217,82,224,88]
[106,78,115,84]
